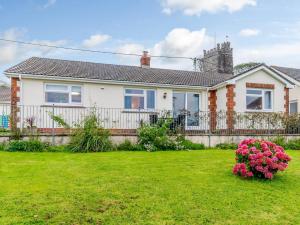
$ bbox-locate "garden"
[0,111,300,224]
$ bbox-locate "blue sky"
[1,0,300,81]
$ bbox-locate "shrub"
[137,118,177,151]
[69,112,113,152]
[46,145,70,152]
[0,142,7,151]
[178,139,205,150]
[286,139,300,150]
[116,139,143,151]
[215,143,238,150]
[233,139,291,180]
[7,140,47,152]
[270,137,300,150]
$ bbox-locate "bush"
[271,136,300,150]
[0,142,7,151]
[178,139,205,150]
[233,139,292,180]
[137,118,177,151]
[46,145,70,152]
[69,112,113,152]
[116,139,144,151]
[7,140,47,152]
[215,143,238,150]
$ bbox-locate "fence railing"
[2,104,300,135]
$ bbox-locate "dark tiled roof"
[0,86,10,102]
[271,66,300,82]
[5,57,233,87]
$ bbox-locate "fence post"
[51,104,55,145]
[208,111,211,148]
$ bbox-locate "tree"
[234,62,263,75]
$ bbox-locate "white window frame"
[172,91,202,128]
[44,83,83,106]
[124,88,156,110]
[246,88,273,112]
[289,100,298,114]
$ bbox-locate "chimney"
[202,42,233,74]
[140,51,150,68]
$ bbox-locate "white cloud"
[117,28,214,70]
[160,0,257,16]
[236,42,300,67]
[43,0,57,8]
[239,28,260,37]
[0,28,67,67]
[82,34,111,48]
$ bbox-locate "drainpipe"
[18,74,23,131]
[206,87,211,148]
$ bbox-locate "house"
[270,66,300,114]
[3,42,294,131]
[0,81,10,128]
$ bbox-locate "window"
[246,89,272,111]
[173,92,200,127]
[45,84,82,104]
[124,88,155,110]
[290,101,298,114]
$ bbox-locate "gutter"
[4,72,209,91]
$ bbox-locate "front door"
[173,92,200,129]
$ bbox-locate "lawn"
[0,150,299,225]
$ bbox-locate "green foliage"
[137,118,178,151]
[271,136,300,150]
[233,62,262,75]
[11,128,22,140]
[0,142,7,151]
[46,145,70,152]
[69,111,113,152]
[48,112,70,129]
[0,128,9,133]
[179,139,205,150]
[7,140,47,152]
[215,143,238,150]
[116,139,144,151]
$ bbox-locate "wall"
[19,78,207,129]
[289,85,300,112]
[234,70,286,112]
[216,86,227,112]
[2,134,300,148]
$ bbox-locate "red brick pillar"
[11,77,20,130]
[208,90,217,132]
[284,87,289,114]
[226,84,235,130]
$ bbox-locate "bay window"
[246,89,273,111]
[124,88,155,110]
[45,84,82,105]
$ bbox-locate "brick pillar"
[226,84,235,130]
[208,90,217,132]
[11,77,20,131]
[284,87,289,114]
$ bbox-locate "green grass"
[0,150,299,225]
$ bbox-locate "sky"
[1,0,300,82]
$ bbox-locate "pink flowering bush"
[233,139,291,180]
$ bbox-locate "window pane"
[246,96,262,110]
[187,93,199,126]
[173,92,186,117]
[247,89,262,95]
[124,96,144,109]
[71,86,81,103]
[264,91,272,109]
[290,102,298,114]
[46,92,69,103]
[125,89,144,95]
[147,90,155,109]
[46,84,68,91]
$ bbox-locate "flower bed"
[233,139,291,179]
